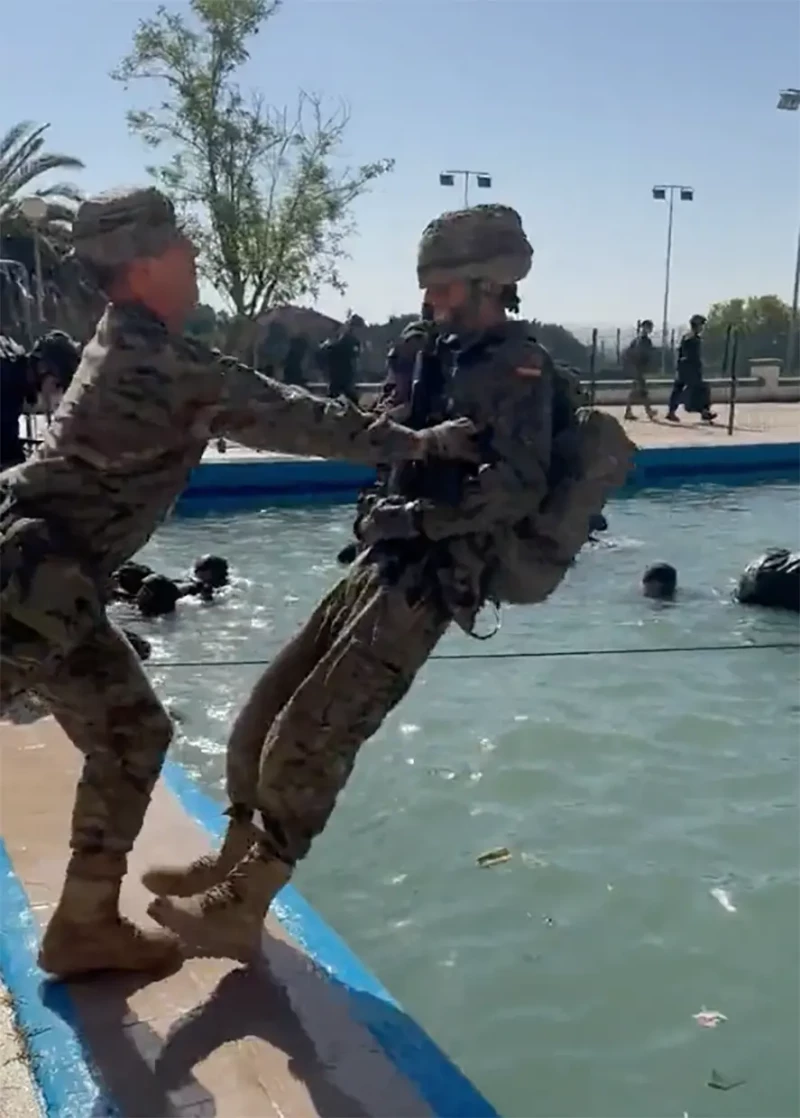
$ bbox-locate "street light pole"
[777,88,800,375]
[19,195,48,337]
[788,222,800,376]
[652,184,694,375]
[439,169,493,208]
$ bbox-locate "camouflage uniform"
[623,331,656,420]
[144,205,634,962]
[0,186,474,978]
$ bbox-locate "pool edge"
[179,441,800,507]
[163,760,501,1118]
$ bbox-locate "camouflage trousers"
[226,555,450,866]
[0,516,173,860]
[626,367,652,407]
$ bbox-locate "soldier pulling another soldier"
[143,205,634,962]
[0,186,477,979]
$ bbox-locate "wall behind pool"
[178,442,800,508]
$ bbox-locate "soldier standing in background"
[0,336,38,470]
[375,303,438,417]
[666,313,717,423]
[282,334,309,387]
[29,330,82,397]
[623,318,657,421]
[143,205,633,963]
[317,313,364,403]
[0,186,477,979]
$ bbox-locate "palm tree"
[0,120,85,247]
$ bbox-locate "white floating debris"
[521,853,548,869]
[710,887,737,913]
[693,1008,727,1028]
[400,723,420,736]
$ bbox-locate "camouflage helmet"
[71,186,180,270]
[417,205,533,289]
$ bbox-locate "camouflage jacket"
[415,319,554,542]
[0,303,437,576]
[363,320,632,623]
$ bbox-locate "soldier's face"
[131,236,198,325]
[164,236,199,308]
[424,280,470,327]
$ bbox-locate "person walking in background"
[282,334,309,387]
[317,313,364,404]
[623,318,657,421]
[666,314,716,423]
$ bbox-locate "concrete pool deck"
[199,402,800,459]
[181,402,799,503]
[0,715,498,1118]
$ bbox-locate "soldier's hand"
[360,499,422,545]
[417,418,480,461]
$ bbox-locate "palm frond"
[0,120,38,160]
[34,181,83,204]
[0,120,84,213]
[0,124,49,183]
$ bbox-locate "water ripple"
[135,482,800,1118]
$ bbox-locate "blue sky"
[4,0,798,329]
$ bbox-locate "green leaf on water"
[476,847,511,868]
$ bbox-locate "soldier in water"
[143,205,634,962]
[0,186,477,979]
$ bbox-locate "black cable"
[149,640,799,669]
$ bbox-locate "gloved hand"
[359,498,422,546]
[416,417,479,462]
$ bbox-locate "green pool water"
[126,481,799,1118]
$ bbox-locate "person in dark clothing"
[0,337,38,470]
[317,314,364,403]
[623,319,657,421]
[282,335,309,387]
[111,554,231,617]
[666,314,716,423]
[375,303,437,417]
[29,330,81,397]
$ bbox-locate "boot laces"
[198,877,245,913]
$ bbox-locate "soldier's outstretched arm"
[212,357,476,466]
[418,351,554,541]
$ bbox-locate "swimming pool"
[126,481,799,1118]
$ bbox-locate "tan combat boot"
[141,811,258,898]
[38,853,182,979]
[147,848,292,963]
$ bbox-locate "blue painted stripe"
[179,442,800,504]
[163,761,500,1118]
[0,840,117,1118]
